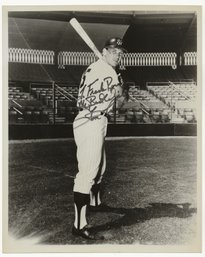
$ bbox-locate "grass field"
[8,137,198,246]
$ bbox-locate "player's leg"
[89,116,108,208]
[72,119,106,238]
[90,144,106,207]
[74,130,104,193]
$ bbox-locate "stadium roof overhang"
[8,11,197,52]
[8,11,196,25]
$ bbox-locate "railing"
[184,52,197,65]
[8,48,196,68]
[122,52,177,69]
[58,51,97,68]
[168,81,190,100]
[8,48,55,64]
[11,99,23,115]
[57,51,177,69]
[55,84,77,101]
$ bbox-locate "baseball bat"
[69,18,102,60]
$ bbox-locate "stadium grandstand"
[7,11,197,138]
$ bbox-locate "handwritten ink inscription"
[77,76,121,120]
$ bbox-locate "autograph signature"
[76,76,121,121]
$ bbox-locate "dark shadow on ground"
[37,202,196,244]
[88,202,196,234]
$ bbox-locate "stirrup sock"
[74,192,90,230]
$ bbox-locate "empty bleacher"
[9,96,50,124]
[115,85,171,123]
[8,79,197,124]
[8,86,30,100]
[30,85,78,123]
[8,83,79,124]
[8,83,50,124]
[147,82,197,123]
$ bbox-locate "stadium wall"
[9,123,197,140]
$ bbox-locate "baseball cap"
[104,37,127,52]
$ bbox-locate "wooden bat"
[69,18,102,60]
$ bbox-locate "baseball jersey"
[77,59,122,117]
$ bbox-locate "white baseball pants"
[73,111,108,194]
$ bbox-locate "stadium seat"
[39,93,46,101]
[30,87,37,94]
[32,111,41,123]
[132,106,140,112]
[185,112,194,123]
[161,110,170,123]
[17,116,25,123]
[126,109,135,122]
[20,95,28,100]
[44,95,52,105]
[24,110,33,123]
[171,116,185,123]
[15,95,21,99]
[134,111,144,123]
[152,111,161,123]
[9,110,18,124]
[40,110,49,123]
[178,109,184,116]
[115,114,126,123]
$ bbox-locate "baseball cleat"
[72,226,104,240]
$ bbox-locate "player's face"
[104,48,123,67]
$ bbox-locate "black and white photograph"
[2,3,203,254]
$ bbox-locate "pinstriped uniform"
[73,59,121,194]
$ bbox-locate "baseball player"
[72,38,126,240]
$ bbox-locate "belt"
[79,109,108,118]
